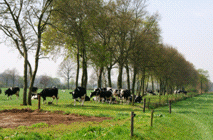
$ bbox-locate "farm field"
[0,88,212,140]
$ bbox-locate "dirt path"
[0,108,111,129]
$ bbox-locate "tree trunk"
[151,75,154,92]
[98,66,104,88]
[76,46,80,88]
[81,47,87,88]
[125,64,130,89]
[28,32,41,105]
[117,63,123,89]
[107,67,112,87]
[141,67,145,96]
[131,67,137,96]
[23,51,28,105]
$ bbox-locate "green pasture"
[0,88,212,140]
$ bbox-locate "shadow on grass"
[57,103,143,112]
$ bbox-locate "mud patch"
[0,108,111,129]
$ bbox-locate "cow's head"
[5,88,11,95]
[90,91,96,98]
[90,88,100,98]
[70,91,78,99]
[31,93,38,100]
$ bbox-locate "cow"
[70,87,87,106]
[174,90,187,95]
[90,88,101,102]
[146,90,156,95]
[135,95,142,103]
[33,87,59,104]
[31,87,39,100]
[90,88,113,104]
[32,87,38,94]
[5,87,20,100]
[120,89,131,104]
[0,88,1,94]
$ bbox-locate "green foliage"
[7,132,53,140]
[28,123,49,129]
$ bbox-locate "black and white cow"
[134,95,142,103]
[146,90,156,95]
[33,87,59,104]
[174,90,187,95]
[70,87,87,106]
[90,88,113,104]
[31,87,39,100]
[32,87,38,93]
[120,89,131,104]
[5,87,20,100]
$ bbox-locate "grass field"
[0,88,212,140]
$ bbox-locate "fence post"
[131,111,135,137]
[143,98,146,112]
[169,100,171,114]
[38,95,41,110]
[151,109,154,126]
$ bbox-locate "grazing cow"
[5,87,20,100]
[120,89,131,104]
[90,88,113,104]
[90,88,101,101]
[112,89,120,97]
[34,87,59,104]
[30,87,39,100]
[70,87,87,106]
[174,90,187,95]
[135,95,142,103]
[32,87,38,94]
[146,90,156,95]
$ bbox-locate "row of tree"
[43,0,210,95]
[0,68,62,88]
[0,0,210,105]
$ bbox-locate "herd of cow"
[0,86,143,106]
[0,86,187,106]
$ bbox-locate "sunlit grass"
[0,88,212,139]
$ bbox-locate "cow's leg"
[56,98,58,105]
[81,95,85,106]
[98,96,101,103]
[127,97,130,104]
[109,96,112,104]
[16,91,19,99]
[51,96,56,103]
[16,94,19,100]
[102,98,105,103]
[97,96,100,102]
[74,99,76,106]
[10,96,12,100]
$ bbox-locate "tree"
[57,59,75,89]
[39,75,51,88]
[43,0,102,89]
[9,68,19,87]
[198,69,210,94]
[1,69,11,87]
[0,0,54,105]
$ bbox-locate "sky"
[0,0,213,82]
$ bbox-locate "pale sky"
[0,0,213,82]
